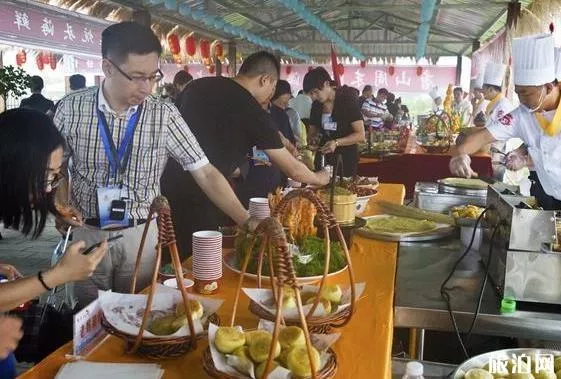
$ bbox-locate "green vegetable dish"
[234,234,347,277]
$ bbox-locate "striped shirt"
[361,98,387,128]
[54,86,209,219]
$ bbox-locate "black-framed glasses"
[107,58,163,84]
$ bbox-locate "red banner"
[0,2,107,56]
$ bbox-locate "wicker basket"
[248,188,358,334]
[210,217,340,379]
[100,196,211,359]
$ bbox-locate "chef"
[450,33,561,209]
[470,73,489,127]
[482,61,515,181]
[429,86,443,113]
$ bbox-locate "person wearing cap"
[270,79,296,147]
[470,73,489,127]
[450,34,561,209]
[482,62,514,121]
[307,67,366,176]
[452,87,473,128]
[429,86,443,113]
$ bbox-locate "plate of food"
[224,234,348,284]
[453,348,561,379]
[357,214,456,242]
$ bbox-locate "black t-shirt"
[20,94,55,114]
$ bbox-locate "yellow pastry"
[148,315,177,336]
[464,368,493,379]
[249,334,281,363]
[320,284,342,304]
[286,345,321,377]
[175,299,204,320]
[278,326,306,350]
[214,327,246,354]
[282,294,297,310]
[306,296,332,314]
[244,330,271,346]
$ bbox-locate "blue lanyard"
[96,97,142,182]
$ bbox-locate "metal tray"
[357,215,456,242]
[438,182,488,197]
[453,348,561,378]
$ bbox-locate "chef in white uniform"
[471,73,489,127]
[482,62,515,121]
[429,86,443,113]
[450,33,561,209]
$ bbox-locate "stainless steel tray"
[453,348,561,378]
[357,215,457,242]
[438,182,488,197]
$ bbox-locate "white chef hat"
[483,62,507,87]
[474,72,485,89]
[512,33,555,86]
[555,47,561,82]
[429,86,441,100]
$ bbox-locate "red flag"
[330,44,340,86]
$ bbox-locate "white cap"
[483,62,507,87]
[405,361,424,376]
[512,33,555,86]
[555,47,561,82]
[429,86,441,100]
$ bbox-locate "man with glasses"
[450,34,561,209]
[53,21,251,307]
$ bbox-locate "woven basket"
[100,196,206,359]
[248,188,358,334]
[201,345,338,379]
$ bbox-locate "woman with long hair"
[0,109,107,376]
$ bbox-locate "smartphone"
[82,235,123,255]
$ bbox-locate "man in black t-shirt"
[161,51,329,256]
[19,76,54,115]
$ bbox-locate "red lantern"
[337,63,344,76]
[214,41,223,58]
[308,66,313,72]
[36,53,44,70]
[42,51,50,65]
[185,35,196,56]
[285,65,292,75]
[388,66,395,76]
[167,34,180,55]
[360,60,366,69]
[200,39,211,59]
[50,54,57,70]
[208,65,215,74]
[416,66,423,76]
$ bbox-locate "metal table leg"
[416,328,425,360]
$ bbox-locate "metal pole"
[455,55,462,86]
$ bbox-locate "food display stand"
[18,184,405,379]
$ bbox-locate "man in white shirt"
[450,34,561,209]
[452,87,473,128]
[289,74,318,125]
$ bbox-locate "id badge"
[96,186,129,229]
[323,121,337,131]
[252,146,271,166]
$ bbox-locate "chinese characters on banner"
[73,300,106,357]
[281,65,457,93]
[0,3,106,54]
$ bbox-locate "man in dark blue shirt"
[19,76,54,114]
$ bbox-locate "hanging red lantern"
[200,39,211,59]
[42,51,50,65]
[416,66,423,76]
[337,63,345,76]
[308,66,314,72]
[388,65,395,76]
[36,53,44,70]
[360,60,366,69]
[185,35,196,56]
[285,65,292,75]
[50,54,57,70]
[208,65,215,74]
[167,34,181,55]
[214,40,224,58]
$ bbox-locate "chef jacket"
[487,106,561,200]
[487,96,515,122]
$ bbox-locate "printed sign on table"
[73,299,106,357]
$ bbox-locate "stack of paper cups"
[192,231,222,294]
[249,197,271,220]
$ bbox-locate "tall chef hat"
[474,71,485,89]
[429,86,441,100]
[512,33,555,86]
[483,62,507,87]
[555,47,561,82]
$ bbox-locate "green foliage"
[0,65,31,98]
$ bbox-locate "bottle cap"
[405,361,424,376]
[501,297,516,313]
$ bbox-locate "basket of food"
[247,189,360,334]
[100,196,222,359]
[337,176,379,216]
[416,112,453,153]
[204,217,341,378]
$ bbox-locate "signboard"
[73,300,106,357]
[0,1,108,56]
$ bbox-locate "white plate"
[163,278,194,289]
[223,250,347,284]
